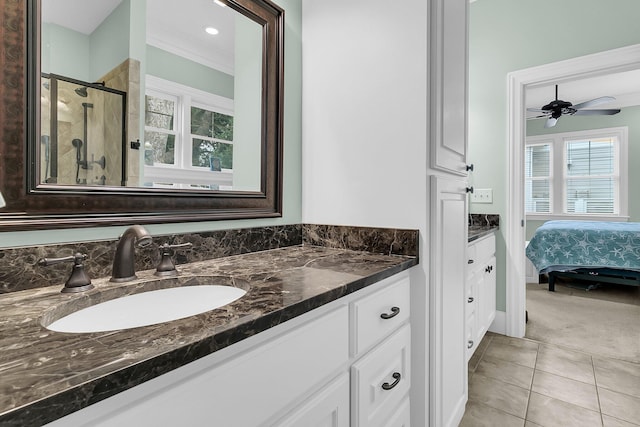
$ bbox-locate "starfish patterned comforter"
[526,220,640,274]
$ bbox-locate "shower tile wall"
[101,58,140,187]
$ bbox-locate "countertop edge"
[468,226,499,242]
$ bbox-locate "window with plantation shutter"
[565,138,616,214]
[525,143,552,213]
[526,127,628,220]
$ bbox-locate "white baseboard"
[488,310,506,335]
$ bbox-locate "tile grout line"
[590,355,606,427]
[524,342,540,424]
[474,335,531,424]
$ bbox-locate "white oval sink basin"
[47,285,247,333]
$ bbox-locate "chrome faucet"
[110,225,153,282]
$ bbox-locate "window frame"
[525,126,628,221]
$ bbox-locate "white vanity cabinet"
[465,233,496,360]
[46,271,411,427]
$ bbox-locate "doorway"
[504,43,640,337]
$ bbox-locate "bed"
[525,220,640,291]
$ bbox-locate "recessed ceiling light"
[214,0,226,7]
[205,27,219,36]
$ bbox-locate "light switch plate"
[471,188,493,203]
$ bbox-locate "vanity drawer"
[351,324,411,427]
[351,275,410,356]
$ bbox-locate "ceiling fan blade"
[571,96,616,110]
[527,114,549,120]
[527,107,548,113]
[544,117,558,128]
[572,108,621,116]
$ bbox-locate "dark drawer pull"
[380,306,400,319]
[467,297,474,303]
[382,372,401,390]
[468,340,474,349]
[468,259,474,264]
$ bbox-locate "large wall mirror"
[0,0,283,230]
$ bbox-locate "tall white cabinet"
[429,0,470,426]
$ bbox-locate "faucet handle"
[154,243,192,277]
[38,252,94,293]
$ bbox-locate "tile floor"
[459,332,640,427]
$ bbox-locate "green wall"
[41,23,91,81]
[146,45,235,99]
[41,0,132,83]
[0,0,302,248]
[89,0,131,80]
[525,106,640,239]
[469,0,640,311]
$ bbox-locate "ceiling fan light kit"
[527,85,621,128]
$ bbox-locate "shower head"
[75,87,88,97]
[72,138,83,148]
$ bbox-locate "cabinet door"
[431,0,469,175]
[382,397,410,427]
[430,175,468,427]
[481,255,497,333]
[274,373,349,427]
[47,307,349,427]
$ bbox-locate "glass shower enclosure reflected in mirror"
[40,74,127,186]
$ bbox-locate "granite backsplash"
[469,213,500,228]
[0,224,419,294]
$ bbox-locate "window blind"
[565,138,616,214]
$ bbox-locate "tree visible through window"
[191,106,234,170]
[145,94,178,165]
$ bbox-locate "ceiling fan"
[527,85,621,128]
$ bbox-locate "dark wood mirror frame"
[0,0,284,231]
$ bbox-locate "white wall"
[301,1,427,229]
[301,0,429,424]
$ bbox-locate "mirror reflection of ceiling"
[526,69,640,118]
[42,0,237,75]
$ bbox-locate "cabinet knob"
[380,306,400,320]
[466,164,474,172]
[467,297,474,303]
[485,265,493,273]
[466,186,474,194]
[467,340,474,349]
[468,259,474,264]
[381,372,401,390]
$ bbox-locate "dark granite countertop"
[468,225,499,242]
[0,245,417,426]
[468,213,500,242]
